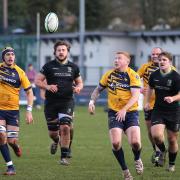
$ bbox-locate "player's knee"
[131,142,141,150]
[0,133,7,145]
[112,141,120,150]
[153,135,162,144]
[60,125,70,136]
[168,136,177,146]
[0,125,7,145]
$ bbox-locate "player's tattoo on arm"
[90,85,105,103]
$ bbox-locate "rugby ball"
[45,12,59,33]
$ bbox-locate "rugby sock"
[132,148,141,161]
[112,148,128,170]
[0,144,14,168]
[169,151,177,165]
[152,144,156,151]
[155,151,161,157]
[61,147,69,158]
[156,142,166,152]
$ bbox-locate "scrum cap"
[1,47,14,61]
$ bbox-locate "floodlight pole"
[79,0,85,78]
[36,12,41,70]
[3,0,8,33]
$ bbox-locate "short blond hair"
[116,51,131,63]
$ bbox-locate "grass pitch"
[0,106,179,180]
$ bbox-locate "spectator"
[26,64,41,109]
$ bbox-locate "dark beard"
[56,55,67,62]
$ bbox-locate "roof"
[40,30,180,42]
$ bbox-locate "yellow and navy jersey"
[0,63,31,110]
[137,61,159,87]
[137,61,158,109]
[100,67,141,112]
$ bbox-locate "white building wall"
[38,34,180,109]
[39,35,180,83]
[83,37,137,85]
[136,37,180,68]
[40,42,54,68]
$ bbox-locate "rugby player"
[0,47,34,175]
[145,51,180,172]
[137,47,162,164]
[35,40,83,165]
[88,51,143,180]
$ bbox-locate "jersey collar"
[55,58,68,65]
[2,62,16,69]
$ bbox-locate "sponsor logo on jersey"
[67,67,72,73]
[167,79,172,86]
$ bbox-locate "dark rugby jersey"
[149,69,180,111]
[137,61,176,109]
[40,59,80,100]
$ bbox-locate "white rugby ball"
[45,12,59,33]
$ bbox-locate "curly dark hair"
[53,40,71,54]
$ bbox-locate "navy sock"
[169,151,177,165]
[132,148,141,161]
[112,148,127,170]
[155,151,161,157]
[0,144,12,163]
[61,147,69,158]
[156,142,166,152]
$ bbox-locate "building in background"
[39,31,180,85]
[0,30,180,107]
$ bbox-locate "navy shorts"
[108,109,139,131]
[44,99,74,131]
[151,109,180,132]
[0,110,19,127]
[143,109,152,121]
